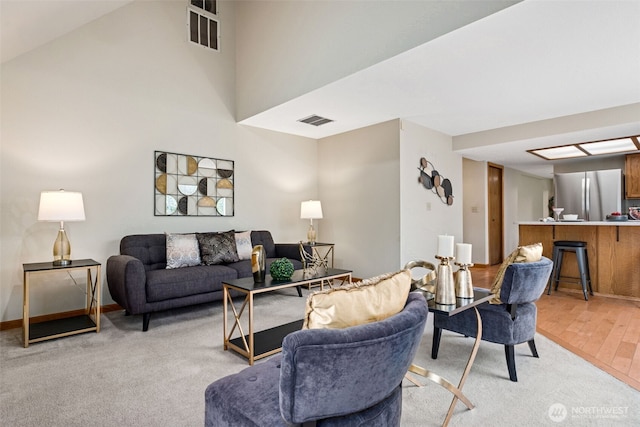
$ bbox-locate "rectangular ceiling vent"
[298,115,334,127]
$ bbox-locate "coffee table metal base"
[223,269,352,365]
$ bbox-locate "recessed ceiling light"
[528,135,640,160]
[579,138,636,155]
[529,145,587,160]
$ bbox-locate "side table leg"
[95,265,101,332]
[223,286,228,350]
[442,306,483,426]
[23,271,29,348]
[248,293,254,365]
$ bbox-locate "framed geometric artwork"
[154,151,234,216]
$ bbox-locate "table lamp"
[38,190,85,266]
[300,200,323,244]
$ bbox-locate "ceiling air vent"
[298,115,334,127]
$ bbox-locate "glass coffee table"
[222,268,352,365]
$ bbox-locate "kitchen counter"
[518,221,640,226]
[519,222,640,299]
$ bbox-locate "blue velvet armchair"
[204,292,428,426]
[432,257,553,382]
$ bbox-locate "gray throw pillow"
[166,233,201,269]
[197,231,240,265]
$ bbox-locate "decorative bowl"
[563,214,578,220]
[629,207,640,221]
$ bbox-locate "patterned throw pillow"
[166,233,201,269]
[235,231,253,260]
[303,270,411,329]
[197,231,240,265]
[489,242,543,303]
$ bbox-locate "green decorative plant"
[270,258,294,280]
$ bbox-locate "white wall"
[400,120,463,268]
[317,120,400,279]
[462,159,553,263]
[316,118,466,279]
[515,173,553,221]
[0,1,317,322]
[462,158,488,264]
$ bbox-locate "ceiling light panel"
[578,138,637,155]
[530,145,587,160]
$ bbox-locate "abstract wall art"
[154,151,234,216]
[417,157,454,206]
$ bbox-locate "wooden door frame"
[488,162,504,265]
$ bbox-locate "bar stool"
[547,240,593,301]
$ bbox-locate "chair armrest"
[106,255,148,314]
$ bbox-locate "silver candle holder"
[435,255,456,305]
[454,262,474,299]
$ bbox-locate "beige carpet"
[1,288,638,426]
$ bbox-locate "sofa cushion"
[166,233,201,269]
[235,231,253,260]
[146,265,238,302]
[197,231,240,265]
[250,230,277,258]
[303,270,411,329]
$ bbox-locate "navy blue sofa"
[106,230,305,331]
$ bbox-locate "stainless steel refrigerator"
[553,169,622,221]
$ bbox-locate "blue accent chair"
[204,292,428,426]
[432,257,553,382]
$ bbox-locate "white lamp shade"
[300,200,323,219]
[38,190,86,221]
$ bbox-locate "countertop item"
[606,214,628,221]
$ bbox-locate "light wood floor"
[471,265,640,391]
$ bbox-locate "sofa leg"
[505,345,517,382]
[431,327,442,359]
[143,313,151,332]
[296,286,302,297]
[124,310,130,316]
[528,339,539,358]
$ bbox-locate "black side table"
[23,259,101,347]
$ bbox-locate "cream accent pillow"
[235,231,253,261]
[303,269,411,329]
[489,242,543,304]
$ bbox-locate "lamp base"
[307,224,317,245]
[52,226,71,267]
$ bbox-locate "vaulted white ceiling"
[0,0,134,64]
[2,0,639,178]
[239,0,640,177]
